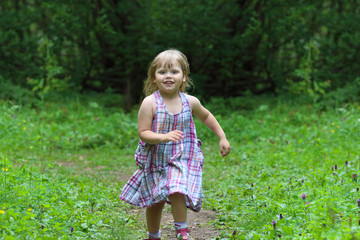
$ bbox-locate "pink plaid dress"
[119,90,204,211]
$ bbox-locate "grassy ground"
[1,93,360,239]
[201,101,360,239]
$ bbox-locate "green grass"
[1,157,138,239]
[0,96,143,239]
[1,93,360,239]
[199,99,360,239]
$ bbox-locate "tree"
[0,0,359,107]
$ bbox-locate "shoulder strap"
[179,92,191,111]
[153,90,165,112]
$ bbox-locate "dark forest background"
[1,0,359,110]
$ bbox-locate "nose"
[165,71,172,78]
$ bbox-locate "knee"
[148,201,165,210]
[169,192,185,201]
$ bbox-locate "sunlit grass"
[0,94,360,239]
[199,100,360,239]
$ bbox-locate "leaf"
[253,233,261,240]
[89,102,100,109]
[282,225,294,235]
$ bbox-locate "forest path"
[133,207,219,240]
[56,160,221,239]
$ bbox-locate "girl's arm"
[138,95,183,144]
[189,95,231,156]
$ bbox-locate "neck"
[158,90,179,99]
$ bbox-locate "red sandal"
[176,228,191,240]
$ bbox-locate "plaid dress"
[119,90,204,212]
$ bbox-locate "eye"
[171,70,178,74]
[158,70,165,74]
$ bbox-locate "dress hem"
[119,191,203,212]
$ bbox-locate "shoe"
[143,238,161,240]
[176,228,191,240]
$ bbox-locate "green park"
[1,1,360,239]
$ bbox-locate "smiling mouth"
[164,81,174,84]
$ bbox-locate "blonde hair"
[144,49,193,96]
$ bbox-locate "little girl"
[120,49,231,240]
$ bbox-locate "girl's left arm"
[189,96,231,157]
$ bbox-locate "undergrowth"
[0,90,359,239]
[199,98,360,239]
[0,157,140,239]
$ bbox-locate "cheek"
[155,73,164,79]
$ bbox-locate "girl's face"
[154,60,185,95]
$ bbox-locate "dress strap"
[179,92,191,112]
[154,90,166,112]
[154,90,161,104]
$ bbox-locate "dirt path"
[134,207,219,240]
[55,161,221,239]
[117,170,221,239]
[160,209,219,240]
[113,167,221,239]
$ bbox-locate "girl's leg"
[169,193,190,238]
[168,192,187,222]
[146,201,165,234]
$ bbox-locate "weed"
[0,93,359,239]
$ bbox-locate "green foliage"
[323,77,360,109]
[1,0,360,106]
[1,87,360,238]
[0,157,139,239]
[286,40,331,103]
[0,94,137,155]
[200,98,360,239]
[0,75,34,105]
[0,2,41,84]
[27,37,72,101]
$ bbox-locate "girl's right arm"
[138,95,183,144]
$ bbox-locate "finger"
[176,133,184,139]
[225,146,230,154]
[226,147,231,155]
[222,150,228,156]
[174,134,184,142]
[220,146,225,156]
[175,136,183,141]
[221,146,230,156]
[172,133,182,139]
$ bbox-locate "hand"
[163,130,184,143]
[219,138,231,157]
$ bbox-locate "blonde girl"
[120,49,230,240]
